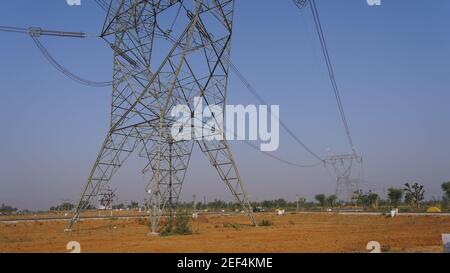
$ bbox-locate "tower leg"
[141,134,194,234]
[66,129,137,231]
[198,139,257,226]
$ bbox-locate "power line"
[100,2,327,168]
[243,140,323,168]
[1,3,325,168]
[308,0,357,155]
[0,25,112,87]
[229,61,325,163]
[90,0,327,167]
[292,1,365,198]
[6,8,312,170]
[0,25,87,37]
[293,0,309,9]
[30,35,112,87]
[90,1,325,166]
[94,0,110,12]
[0,25,31,34]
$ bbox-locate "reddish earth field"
[0,212,449,253]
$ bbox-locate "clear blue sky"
[0,0,449,210]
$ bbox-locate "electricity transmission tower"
[98,188,116,210]
[325,154,362,202]
[66,0,256,233]
[0,0,361,230]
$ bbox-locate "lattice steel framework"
[326,154,362,202]
[66,0,256,233]
[98,187,116,210]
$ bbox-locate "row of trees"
[383,183,424,208]
[5,182,449,214]
[353,190,380,208]
[49,202,74,211]
[386,183,427,208]
[0,203,18,215]
[313,181,450,210]
[112,201,139,210]
[314,194,338,208]
[48,200,140,212]
[42,180,450,212]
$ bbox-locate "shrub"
[160,213,192,236]
[258,219,273,226]
[173,213,192,235]
[426,207,441,213]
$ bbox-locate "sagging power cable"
[307,0,358,155]
[244,140,323,168]
[0,25,112,87]
[96,0,327,168]
[30,36,112,87]
[229,61,325,164]
[94,0,110,12]
[1,3,325,168]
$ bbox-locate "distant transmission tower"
[325,154,362,202]
[98,187,115,210]
[66,0,256,233]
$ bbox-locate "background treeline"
[2,181,450,215]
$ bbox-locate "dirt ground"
[0,212,449,253]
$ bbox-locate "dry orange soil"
[0,212,449,253]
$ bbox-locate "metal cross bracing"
[66,0,257,233]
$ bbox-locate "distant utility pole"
[98,187,116,217]
[98,188,115,210]
[192,194,197,213]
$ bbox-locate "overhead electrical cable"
[31,36,112,87]
[93,1,355,165]
[1,3,326,168]
[99,1,327,168]
[229,61,325,164]
[307,0,357,156]
[243,141,323,168]
[94,0,110,12]
[0,25,112,87]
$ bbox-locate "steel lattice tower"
[326,154,361,202]
[66,0,256,233]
